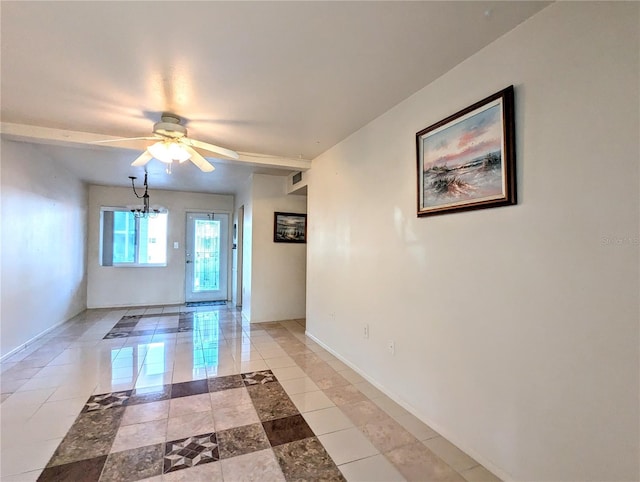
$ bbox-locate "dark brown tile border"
[37,455,107,482]
[273,437,345,482]
[47,408,125,468]
[217,423,271,459]
[247,382,299,422]
[208,374,244,393]
[128,385,172,405]
[100,444,163,481]
[262,414,315,447]
[171,379,209,399]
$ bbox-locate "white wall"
[306,3,639,481]
[87,185,233,308]
[234,174,307,323]
[1,140,87,358]
[234,177,253,321]
[249,174,307,323]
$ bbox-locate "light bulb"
[148,141,191,164]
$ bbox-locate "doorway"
[185,212,229,302]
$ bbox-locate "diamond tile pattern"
[242,370,277,385]
[0,305,499,482]
[81,391,132,412]
[164,432,219,473]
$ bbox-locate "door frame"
[184,210,233,303]
[235,205,244,307]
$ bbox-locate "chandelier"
[128,173,163,218]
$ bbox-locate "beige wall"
[87,185,234,308]
[306,3,639,480]
[1,140,87,358]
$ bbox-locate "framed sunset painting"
[416,86,517,217]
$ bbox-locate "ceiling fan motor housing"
[153,114,187,139]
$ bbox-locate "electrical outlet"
[388,340,395,355]
[363,324,369,339]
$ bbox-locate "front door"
[185,212,229,302]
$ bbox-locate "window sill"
[107,263,168,268]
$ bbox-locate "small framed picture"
[416,85,517,217]
[274,212,307,243]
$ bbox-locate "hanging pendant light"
[128,173,164,218]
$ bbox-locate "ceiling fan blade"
[182,145,215,172]
[93,136,159,144]
[180,137,239,160]
[131,150,153,166]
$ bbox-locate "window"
[100,208,168,266]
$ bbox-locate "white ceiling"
[1,1,548,194]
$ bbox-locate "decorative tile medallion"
[242,370,276,385]
[164,432,219,473]
[11,306,488,482]
[103,313,194,339]
[38,312,364,481]
[120,315,142,321]
[81,391,132,412]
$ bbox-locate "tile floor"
[0,305,501,481]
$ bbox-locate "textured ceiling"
[0,1,548,193]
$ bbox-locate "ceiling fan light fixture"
[147,140,191,164]
[105,113,229,172]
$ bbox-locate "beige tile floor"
[0,305,501,481]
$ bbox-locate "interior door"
[185,212,229,302]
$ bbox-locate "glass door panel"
[185,212,229,302]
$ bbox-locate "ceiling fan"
[97,113,239,173]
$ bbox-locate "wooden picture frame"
[416,85,517,217]
[274,212,307,243]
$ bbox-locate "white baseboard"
[304,330,511,482]
[1,316,73,362]
[86,301,184,309]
